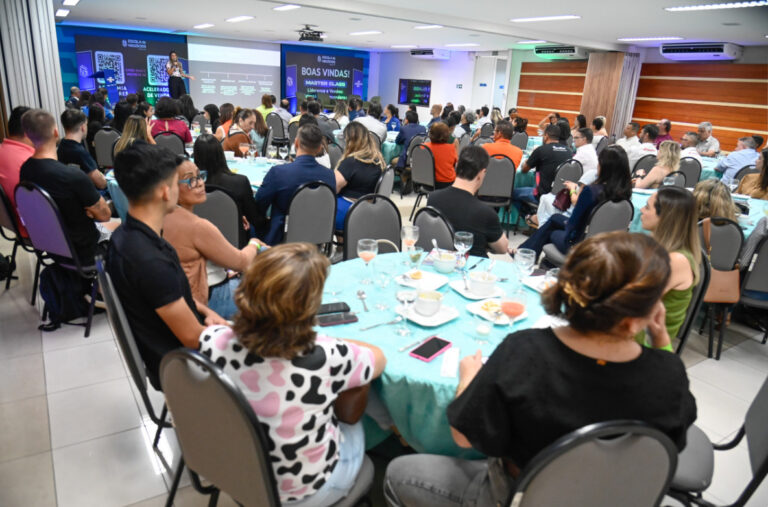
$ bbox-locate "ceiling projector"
[298,25,324,42]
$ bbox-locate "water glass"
[515,248,536,279]
[407,246,424,273]
[279,145,289,160]
[357,239,378,285]
[267,144,278,159]
[239,142,250,159]
[374,259,395,310]
[395,290,417,336]
[248,144,257,161]
[454,231,473,268]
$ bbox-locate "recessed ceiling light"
[665,1,767,11]
[55,8,70,17]
[617,36,683,41]
[511,15,580,22]
[414,24,443,30]
[273,4,300,11]
[193,23,214,29]
[62,0,80,5]
[517,40,547,44]
[445,43,480,47]
[225,15,253,23]
[349,30,381,36]
[392,44,417,48]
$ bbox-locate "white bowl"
[433,253,457,274]
[469,271,497,297]
[414,290,443,316]
[224,150,236,160]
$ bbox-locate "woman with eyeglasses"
[162,158,267,319]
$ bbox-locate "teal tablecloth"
[321,253,544,457]
[228,159,284,190]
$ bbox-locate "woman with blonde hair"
[635,140,681,189]
[113,115,155,156]
[693,179,737,221]
[198,243,386,506]
[334,121,386,230]
[332,99,349,129]
[490,107,503,126]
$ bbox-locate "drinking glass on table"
[357,238,378,285]
[401,225,419,265]
[662,175,675,187]
[407,246,424,274]
[239,142,250,159]
[374,259,396,310]
[514,248,537,280]
[453,231,473,269]
[395,290,417,336]
[191,121,200,135]
[501,290,528,329]
[248,144,257,161]
[267,144,278,159]
[279,145,289,160]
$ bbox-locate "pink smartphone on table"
[409,336,452,362]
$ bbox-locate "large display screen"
[398,79,432,106]
[283,47,367,110]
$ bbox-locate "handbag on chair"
[552,188,571,212]
[701,218,740,304]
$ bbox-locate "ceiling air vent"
[533,45,588,60]
[660,43,743,61]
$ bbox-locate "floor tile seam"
[45,371,130,395]
[0,448,53,466]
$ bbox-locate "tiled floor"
[2,200,767,506]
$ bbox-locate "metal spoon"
[360,316,402,331]
[431,238,441,255]
[462,269,470,291]
[356,290,369,312]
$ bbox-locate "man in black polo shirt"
[427,146,509,258]
[19,109,112,265]
[57,108,107,191]
[107,142,226,388]
[512,123,571,213]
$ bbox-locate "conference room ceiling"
[57,0,768,53]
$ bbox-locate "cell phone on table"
[318,302,351,315]
[317,312,358,327]
[409,336,452,362]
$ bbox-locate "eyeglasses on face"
[179,170,207,188]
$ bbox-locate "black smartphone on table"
[317,312,358,327]
[318,302,351,315]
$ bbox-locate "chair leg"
[698,304,708,335]
[207,489,220,507]
[30,255,42,306]
[707,305,715,359]
[715,305,726,360]
[165,457,185,507]
[5,241,19,290]
[409,193,422,222]
[153,404,168,448]
[84,278,98,338]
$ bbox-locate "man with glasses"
[680,132,702,163]
[697,122,720,157]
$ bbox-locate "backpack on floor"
[0,255,12,281]
[38,264,90,331]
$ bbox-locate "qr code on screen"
[94,51,125,85]
[147,55,170,86]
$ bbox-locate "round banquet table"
[318,253,547,458]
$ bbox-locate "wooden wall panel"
[580,52,625,131]
[519,74,585,93]
[520,62,589,75]
[517,91,583,111]
[640,63,767,80]
[636,79,768,105]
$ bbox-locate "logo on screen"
[79,65,88,77]
[122,40,127,47]
[287,77,294,87]
[317,56,322,62]
[355,80,362,88]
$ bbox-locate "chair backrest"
[327,142,343,170]
[745,348,768,483]
[265,112,286,139]
[0,184,21,240]
[678,157,702,186]
[742,235,768,295]
[510,421,677,507]
[583,199,634,239]
[510,132,528,150]
[457,132,472,154]
[94,127,120,167]
[406,134,426,162]
[14,182,79,264]
[473,136,493,147]
[153,131,186,156]
[288,122,300,146]
[595,136,609,155]
[284,181,336,245]
[413,206,454,251]
[663,171,686,188]
[375,167,395,197]
[261,127,274,157]
[106,179,129,221]
[676,249,710,354]
[480,122,495,137]
[551,159,583,194]
[194,190,240,248]
[343,194,402,260]
[478,154,516,200]
[700,217,744,270]
[411,144,436,190]
[160,349,280,507]
[632,154,658,176]
[369,131,382,153]
[735,164,759,182]
[328,118,340,131]
[191,113,208,132]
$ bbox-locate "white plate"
[522,276,557,294]
[396,270,449,291]
[449,280,505,300]
[395,305,459,327]
[466,299,528,326]
[731,193,750,201]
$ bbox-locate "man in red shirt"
[482,120,523,169]
[0,106,33,236]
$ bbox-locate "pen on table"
[398,336,429,352]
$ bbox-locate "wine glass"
[239,142,250,159]
[514,248,536,280]
[407,246,424,274]
[191,121,200,135]
[357,239,378,285]
[400,225,419,265]
[374,259,395,310]
[395,290,417,336]
[267,144,278,159]
[248,144,257,162]
[501,291,528,329]
[279,145,289,160]
[453,231,473,269]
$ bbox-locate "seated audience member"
[459,111,476,136]
[717,137,759,182]
[537,112,560,131]
[332,100,350,129]
[512,117,528,134]
[65,86,80,109]
[449,111,465,139]
[697,122,720,157]
[85,103,105,159]
[572,114,587,136]
[249,109,269,154]
[274,98,293,130]
[736,147,768,200]
[202,104,220,133]
[57,109,107,190]
[482,120,523,169]
[615,122,640,152]
[428,147,509,257]
[151,96,192,143]
[162,158,265,319]
[426,104,442,129]
[255,93,275,121]
[591,116,607,146]
[513,124,571,212]
[354,102,387,143]
[221,107,256,157]
[298,114,332,168]
[194,134,267,245]
[78,91,91,114]
[214,102,235,141]
[20,109,112,265]
[475,106,492,129]
[739,216,768,270]
[680,132,703,163]
[425,122,458,189]
[634,140,681,189]
[753,135,764,151]
[640,187,701,343]
[112,101,134,133]
[334,122,386,230]
[520,145,632,256]
[125,93,138,112]
[108,142,226,388]
[291,100,310,125]
[308,101,336,142]
[199,243,386,505]
[440,103,454,121]
[114,115,156,156]
[385,231,696,507]
[505,107,518,122]
[693,179,736,221]
[255,124,336,244]
[627,124,659,172]
[557,118,572,147]
[490,107,503,125]
[394,110,427,171]
[136,101,155,124]
[0,106,33,235]
[655,118,673,147]
[383,104,401,132]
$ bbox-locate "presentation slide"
[187,37,280,108]
[398,79,432,106]
[74,34,184,103]
[283,48,366,107]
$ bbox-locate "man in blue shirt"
[717,137,759,182]
[394,110,427,171]
[255,124,336,244]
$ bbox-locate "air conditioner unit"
[660,42,743,61]
[410,49,450,60]
[533,45,588,60]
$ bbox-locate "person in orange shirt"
[0,106,34,236]
[426,122,458,189]
[482,120,523,169]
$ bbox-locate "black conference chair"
[375,168,395,197]
[409,144,436,221]
[632,154,658,178]
[678,157,702,186]
[153,131,186,156]
[675,249,710,356]
[284,181,336,254]
[0,184,34,290]
[477,154,517,226]
[413,206,454,252]
[344,194,402,260]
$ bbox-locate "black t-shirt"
[427,186,503,257]
[525,142,572,195]
[57,139,98,175]
[338,158,381,199]
[107,215,202,389]
[19,157,101,264]
[447,328,697,468]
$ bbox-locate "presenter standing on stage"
[166,50,194,99]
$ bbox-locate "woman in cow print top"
[199,243,386,505]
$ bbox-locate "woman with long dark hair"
[221,107,256,156]
[150,96,192,143]
[215,102,235,141]
[203,103,220,133]
[736,147,768,200]
[383,104,401,132]
[178,94,198,123]
[85,103,105,158]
